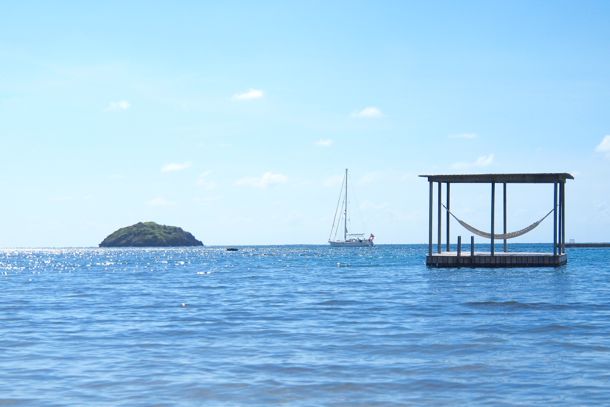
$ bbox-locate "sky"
[1,1,610,246]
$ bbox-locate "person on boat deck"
[369,233,375,242]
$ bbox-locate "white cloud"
[147,197,175,207]
[105,100,131,111]
[449,133,478,140]
[452,153,495,170]
[232,88,264,101]
[196,171,217,190]
[161,162,192,173]
[235,172,288,188]
[315,139,333,147]
[595,135,610,157]
[352,106,383,119]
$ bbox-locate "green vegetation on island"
[99,222,204,247]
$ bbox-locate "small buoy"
[181,303,188,308]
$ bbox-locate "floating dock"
[419,173,574,268]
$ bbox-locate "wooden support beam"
[491,182,495,256]
[561,182,566,254]
[428,181,433,256]
[437,182,442,254]
[446,183,450,252]
[503,183,507,252]
[558,182,561,254]
[553,183,557,256]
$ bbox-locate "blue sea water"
[1,244,610,406]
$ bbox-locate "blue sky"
[1,1,610,246]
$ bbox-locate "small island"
[99,222,204,247]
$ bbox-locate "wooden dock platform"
[426,252,567,268]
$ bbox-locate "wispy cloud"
[449,132,478,140]
[196,171,217,190]
[235,172,288,188]
[315,139,333,147]
[232,88,264,101]
[452,153,494,170]
[147,197,175,207]
[161,162,192,173]
[105,100,131,111]
[595,135,610,157]
[352,106,383,119]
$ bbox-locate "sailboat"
[328,169,375,247]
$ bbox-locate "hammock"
[442,204,554,240]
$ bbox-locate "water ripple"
[0,245,610,405]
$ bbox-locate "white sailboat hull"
[329,239,374,247]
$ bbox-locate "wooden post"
[437,182,442,254]
[558,182,562,255]
[471,235,475,256]
[503,183,507,252]
[446,183,450,252]
[561,182,566,254]
[553,183,557,256]
[428,181,433,256]
[457,236,462,257]
[491,182,495,256]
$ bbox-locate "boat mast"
[344,168,348,241]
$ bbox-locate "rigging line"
[329,175,346,241]
[349,182,368,234]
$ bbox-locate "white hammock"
[443,204,554,240]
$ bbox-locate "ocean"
[1,245,609,406]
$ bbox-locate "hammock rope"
[442,204,555,240]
